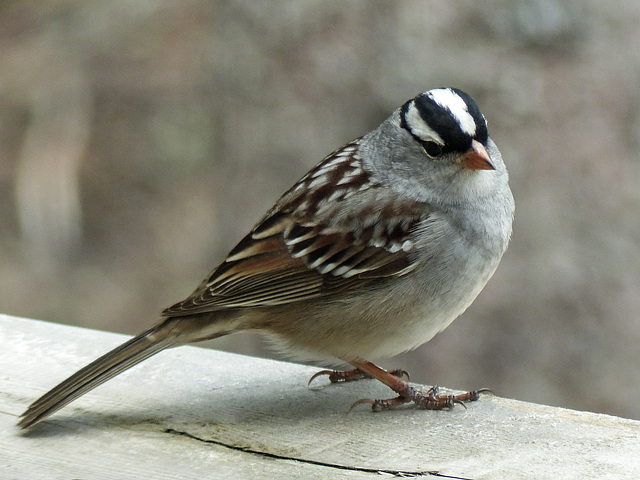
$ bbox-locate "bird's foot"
[308,367,409,386]
[345,359,491,412]
[350,385,492,412]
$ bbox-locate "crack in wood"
[164,428,474,479]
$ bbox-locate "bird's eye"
[421,141,443,158]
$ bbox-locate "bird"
[18,87,514,429]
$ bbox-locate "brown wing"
[163,141,429,317]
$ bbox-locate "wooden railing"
[2,313,639,479]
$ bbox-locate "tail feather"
[18,324,179,429]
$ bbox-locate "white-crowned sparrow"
[18,88,514,428]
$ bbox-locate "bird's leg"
[348,360,490,412]
[308,367,408,386]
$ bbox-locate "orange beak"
[461,139,494,171]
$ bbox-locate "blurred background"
[1,0,640,419]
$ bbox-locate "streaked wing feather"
[162,141,428,317]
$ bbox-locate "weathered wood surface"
[2,313,639,479]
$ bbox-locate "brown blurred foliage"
[1,1,640,419]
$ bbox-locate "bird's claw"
[308,367,409,386]
[349,386,491,412]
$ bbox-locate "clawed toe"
[310,360,491,414]
[307,370,334,386]
[308,367,409,387]
[349,395,411,413]
[348,380,492,413]
[348,397,376,413]
[307,368,368,386]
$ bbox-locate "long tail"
[18,321,186,429]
